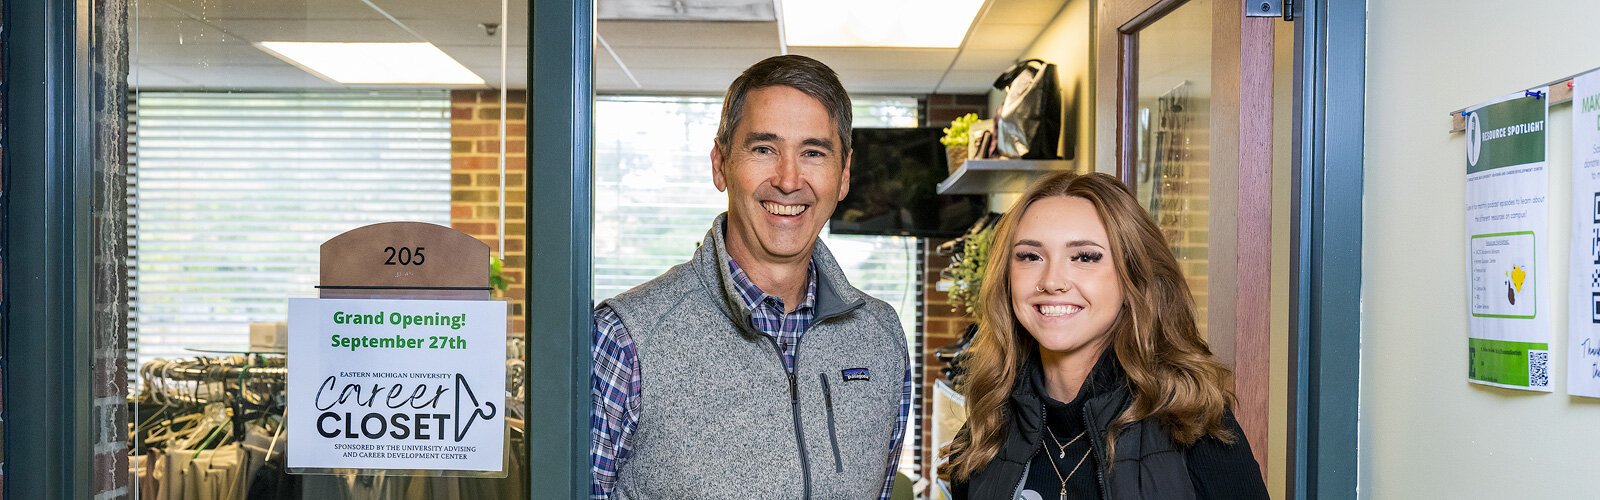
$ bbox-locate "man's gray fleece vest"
[605,214,908,499]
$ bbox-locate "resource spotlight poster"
[1464,91,1552,392]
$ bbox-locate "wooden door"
[1095,0,1276,479]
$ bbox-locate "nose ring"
[1035,286,1065,294]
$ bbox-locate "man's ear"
[711,143,728,193]
[837,149,851,201]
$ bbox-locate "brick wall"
[925,93,991,128]
[450,90,528,338]
[1151,98,1211,338]
[919,240,973,477]
[917,94,988,479]
[94,0,132,496]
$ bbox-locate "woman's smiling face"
[1007,196,1123,355]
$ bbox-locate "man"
[591,54,911,499]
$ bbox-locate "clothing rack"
[139,356,286,407]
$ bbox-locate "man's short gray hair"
[716,55,853,160]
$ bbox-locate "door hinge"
[1244,0,1295,21]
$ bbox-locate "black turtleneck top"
[1020,354,1270,500]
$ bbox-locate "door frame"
[528,0,595,497]
[1094,0,1276,480]
[1289,0,1363,497]
[3,0,99,496]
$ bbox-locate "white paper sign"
[1570,71,1600,398]
[1464,92,1552,391]
[288,298,507,471]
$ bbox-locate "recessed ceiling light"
[781,0,986,49]
[256,42,485,85]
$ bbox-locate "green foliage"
[490,255,509,295]
[939,113,980,147]
[946,222,995,318]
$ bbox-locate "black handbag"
[992,59,1061,159]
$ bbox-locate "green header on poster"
[1465,96,1546,174]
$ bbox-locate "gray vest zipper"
[818,373,844,473]
[769,337,812,499]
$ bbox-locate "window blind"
[127,91,453,368]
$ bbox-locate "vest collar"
[998,346,1128,465]
[692,213,867,337]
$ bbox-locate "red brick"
[452,157,498,170]
[472,140,525,154]
[457,222,499,236]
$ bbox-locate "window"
[591,94,924,476]
[127,91,453,368]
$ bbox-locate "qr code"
[1529,350,1550,388]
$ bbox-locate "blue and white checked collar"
[727,257,818,315]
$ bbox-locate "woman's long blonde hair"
[940,172,1235,481]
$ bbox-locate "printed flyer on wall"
[287,298,508,471]
[1571,71,1600,398]
[1464,91,1551,391]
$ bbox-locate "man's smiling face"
[713,85,851,267]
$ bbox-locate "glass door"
[1097,0,1284,493]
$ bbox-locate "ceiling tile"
[950,49,1022,72]
[135,63,338,90]
[376,0,526,22]
[146,0,377,20]
[436,45,530,67]
[136,17,242,46]
[208,19,415,43]
[404,17,528,46]
[964,22,1046,50]
[606,47,776,70]
[598,21,778,49]
[598,0,775,21]
[787,48,958,71]
[132,43,288,66]
[934,70,1000,93]
[981,0,1069,25]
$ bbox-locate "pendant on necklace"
[1059,449,1065,459]
[1060,486,1067,497]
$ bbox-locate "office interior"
[6,0,1600,498]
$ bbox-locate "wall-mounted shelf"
[936,158,1077,195]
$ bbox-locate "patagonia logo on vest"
[841,368,871,382]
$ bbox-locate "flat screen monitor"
[830,127,987,238]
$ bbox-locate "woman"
[941,172,1267,499]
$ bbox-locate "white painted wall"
[1363,1,1600,497]
[1015,0,1094,167]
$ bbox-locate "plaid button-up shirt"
[590,258,911,499]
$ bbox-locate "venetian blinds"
[127,91,453,368]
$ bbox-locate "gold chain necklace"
[1044,427,1092,498]
[1045,426,1085,458]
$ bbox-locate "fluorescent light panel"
[781,0,986,49]
[257,42,485,85]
